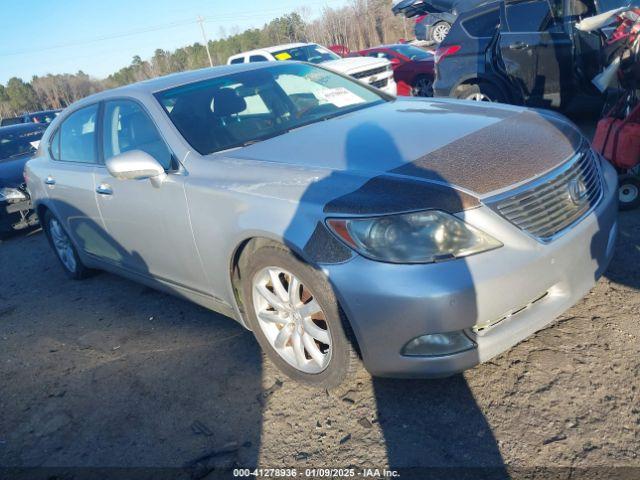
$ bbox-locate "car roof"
[230,43,314,57]
[0,123,47,135]
[70,62,285,107]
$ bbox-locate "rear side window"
[58,104,98,164]
[102,100,173,170]
[462,8,500,37]
[230,57,244,64]
[505,0,560,31]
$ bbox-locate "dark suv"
[433,0,626,108]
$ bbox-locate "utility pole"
[197,15,214,67]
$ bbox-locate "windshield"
[390,44,434,61]
[0,128,43,161]
[271,44,340,64]
[156,63,387,156]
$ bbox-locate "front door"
[499,0,574,107]
[94,99,208,293]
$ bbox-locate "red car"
[358,44,435,97]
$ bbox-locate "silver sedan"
[26,62,618,388]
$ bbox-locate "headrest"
[212,88,247,117]
[127,111,159,145]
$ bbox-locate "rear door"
[498,0,573,107]
[45,104,106,257]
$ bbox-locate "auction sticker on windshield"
[318,87,366,108]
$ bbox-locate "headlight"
[0,187,27,202]
[327,210,502,264]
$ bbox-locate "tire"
[43,210,91,280]
[240,243,360,389]
[455,82,506,103]
[429,22,451,44]
[618,174,640,211]
[411,75,434,97]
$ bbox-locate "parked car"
[393,0,490,44]
[433,0,627,107]
[22,109,61,124]
[26,62,618,388]
[0,117,24,127]
[227,43,397,95]
[359,44,435,96]
[0,109,62,127]
[0,123,45,236]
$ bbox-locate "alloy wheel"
[432,23,450,44]
[49,218,77,273]
[620,183,639,204]
[252,267,331,374]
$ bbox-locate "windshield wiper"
[239,129,292,147]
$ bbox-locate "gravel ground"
[0,196,639,478]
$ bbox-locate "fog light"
[402,331,476,357]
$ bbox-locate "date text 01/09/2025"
[232,468,401,478]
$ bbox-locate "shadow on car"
[0,203,264,478]
[281,121,508,476]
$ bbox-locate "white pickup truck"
[227,43,397,95]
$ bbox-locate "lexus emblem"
[568,178,589,206]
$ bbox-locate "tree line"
[0,0,406,120]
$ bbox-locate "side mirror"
[105,150,167,187]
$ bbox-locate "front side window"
[249,55,269,62]
[271,44,340,64]
[58,104,98,163]
[102,100,173,170]
[155,63,386,156]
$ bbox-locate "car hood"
[0,154,31,188]
[321,56,389,75]
[225,98,584,200]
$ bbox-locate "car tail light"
[415,14,428,23]
[434,45,461,64]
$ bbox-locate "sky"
[0,0,349,84]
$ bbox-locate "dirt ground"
[1,189,639,478]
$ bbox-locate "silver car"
[26,62,618,388]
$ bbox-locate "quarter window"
[463,8,500,37]
[102,100,173,170]
[505,0,561,31]
[58,104,98,163]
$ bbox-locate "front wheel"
[43,211,91,280]
[618,174,640,210]
[241,243,359,389]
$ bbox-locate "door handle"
[44,176,56,186]
[509,42,529,50]
[96,183,113,196]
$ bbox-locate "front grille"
[351,65,389,80]
[488,149,603,242]
[370,78,389,89]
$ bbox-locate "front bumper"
[325,158,619,377]
[0,198,37,233]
